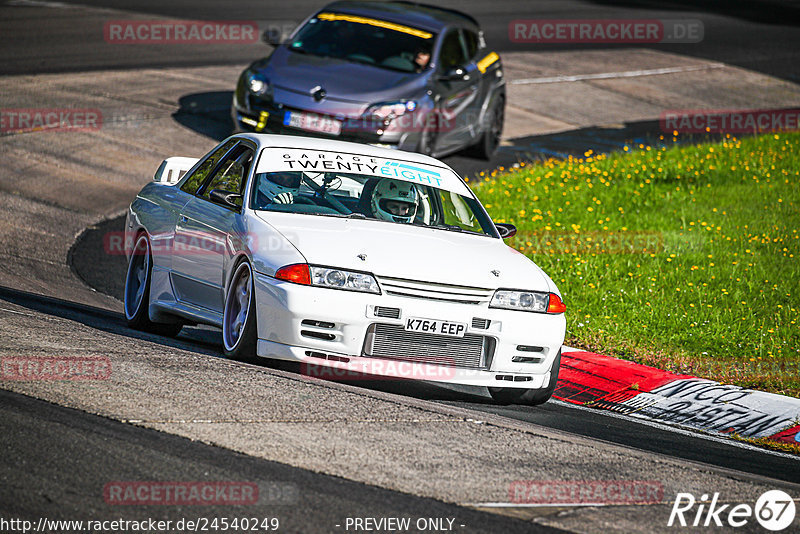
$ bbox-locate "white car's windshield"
[251,171,497,237]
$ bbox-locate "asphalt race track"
[2,1,800,532]
[0,388,559,534]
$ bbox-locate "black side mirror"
[438,67,469,82]
[261,30,283,47]
[209,189,243,210]
[496,223,517,239]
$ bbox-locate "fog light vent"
[471,317,491,329]
[495,374,533,382]
[512,355,544,364]
[304,350,350,363]
[516,345,544,353]
[374,306,401,319]
[301,330,335,341]
[302,319,335,328]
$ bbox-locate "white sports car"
[124,134,565,404]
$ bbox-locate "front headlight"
[362,100,417,125]
[490,290,565,314]
[310,266,380,294]
[275,263,381,294]
[245,71,272,98]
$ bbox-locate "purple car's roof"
[320,1,480,33]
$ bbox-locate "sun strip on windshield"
[317,12,433,40]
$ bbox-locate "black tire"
[489,349,561,406]
[470,96,504,160]
[222,260,258,362]
[124,233,183,337]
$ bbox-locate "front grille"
[362,323,494,369]
[376,276,494,305]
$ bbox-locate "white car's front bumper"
[253,272,566,390]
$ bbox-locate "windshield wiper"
[288,47,330,59]
[429,224,487,236]
[431,223,463,232]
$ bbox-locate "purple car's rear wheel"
[471,96,504,160]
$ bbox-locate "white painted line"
[510,64,726,85]
[0,307,36,317]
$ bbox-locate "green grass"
[470,133,800,397]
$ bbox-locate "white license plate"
[283,111,341,135]
[404,317,467,338]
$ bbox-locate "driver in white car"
[370,178,418,223]
[257,172,299,204]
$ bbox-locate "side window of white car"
[442,190,477,230]
[179,139,237,195]
[200,144,254,208]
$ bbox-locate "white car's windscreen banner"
[256,148,471,196]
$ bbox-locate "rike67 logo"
[668,490,796,531]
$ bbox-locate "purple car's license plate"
[283,111,342,135]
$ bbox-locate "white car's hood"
[257,212,552,292]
